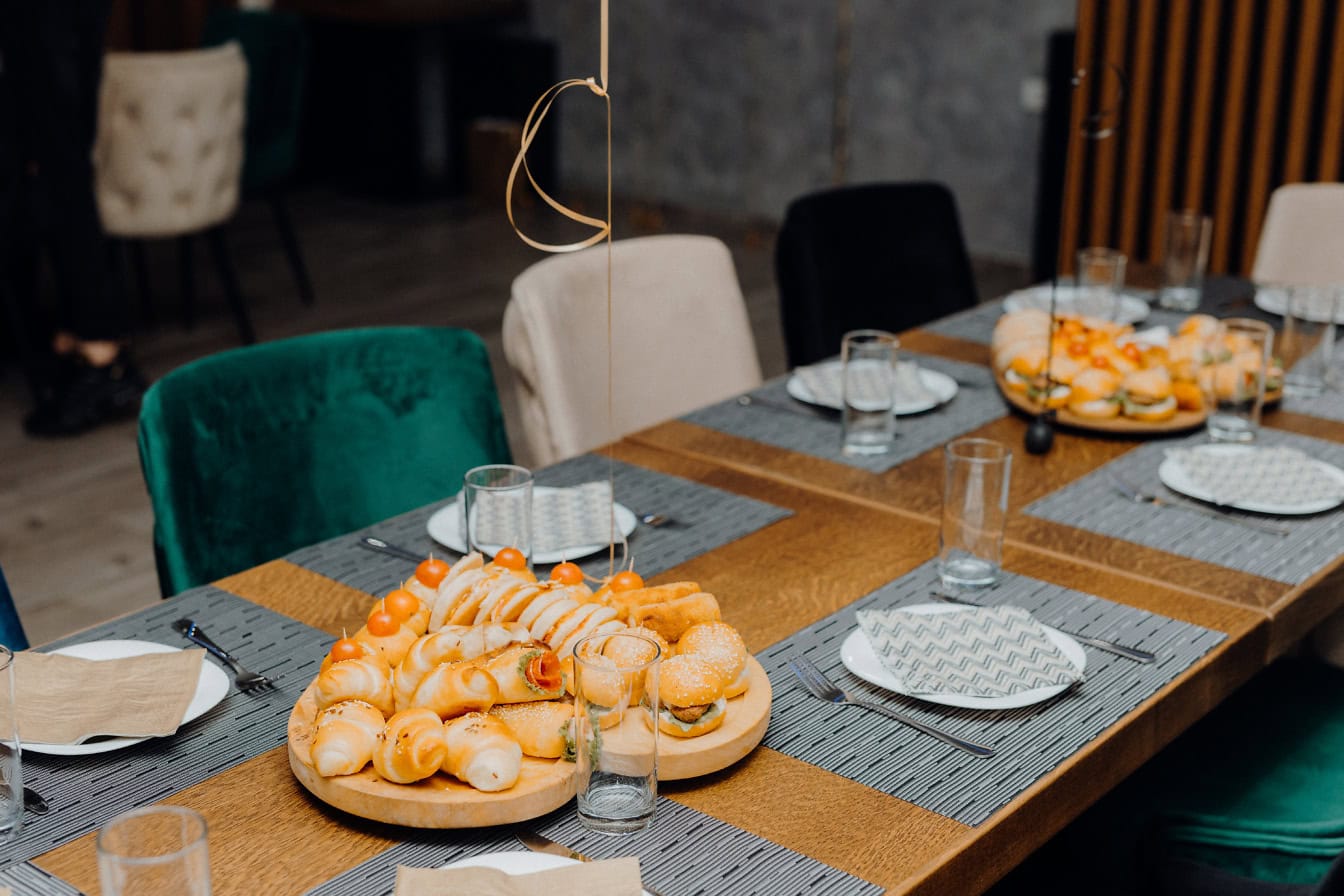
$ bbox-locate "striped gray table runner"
[682,352,1006,473]
[6,587,331,869]
[0,863,83,896]
[759,561,1223,827]
[1284,388,1344,422]
[285,454,792,597]
[302,797,881,896]
[1026,428,1344,585]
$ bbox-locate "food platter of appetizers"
[287,551,771,828]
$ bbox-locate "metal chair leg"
[204,226,255,344]
[178,235,195,330]
[269,193,315,306]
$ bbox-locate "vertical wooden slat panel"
[1318,3,1344,180]
[1059,0,1100,275]
[1241,1,1291,272]
[1086,0,1130,249]
[1209,0,1256,272]
[1180,0,1221,217]
[1283,0,1325,184]
[1118,0,1157,257]
[1148,0,1192,260]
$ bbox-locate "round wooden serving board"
[654,655,771,781]
[995,371,1206,435]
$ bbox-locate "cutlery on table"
[1105,469,1292,537]
[23,786,48,815]
[787,657,995,758]
[515,829,668,896]
[171,619,276,693]
[356,536,426,563]
[736,393,839,421]
[928,590,1157,664]
[637,512,679,528]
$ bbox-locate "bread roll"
[441,712,522,792]
[629,592,722,642]
[393,623,531,710]
[488,581,545,624]
[601,581,700,622]
[352,622,417,667]
[311,699,385,777]
[410,662,500,719]
[480,644,564,703]
[657,655,727,738]
[488,701,576,759]
[314,655,395,717]
[676,622,749,698]
[372,708,447,784]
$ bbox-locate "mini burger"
[1120,367,1177,422]
[1067,367,1121,419]
[676,622,750,698]
[656,655,727,738]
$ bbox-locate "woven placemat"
[0,863,82,896]
[682,352,1006,473]
[4,588,331,869]
[285,454,791,598]
[302,797,880,896]
[1026,428,1344,585]
[1284,387,1344,422]
[759,561,1223,827]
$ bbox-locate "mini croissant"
[372,708,447,784]
[311,699,384,777]
[314,655,395,718]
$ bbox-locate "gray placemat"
[922,298,1010,345]
[4,587,331,869]
[302,797,881,896]
[1284,386,1344,422]
[286,454,792,597]
[0,864,83,896]
[682,352,1006,473]
[760,561,1223,827]
[1026,428,1344,585]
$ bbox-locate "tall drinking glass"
[1076,247,1127,320]
[1158,210,1213,311]
[97,805,211,896]
[938,438,1012,589]
[461,464,534,563]
[1279,286,1338,399]
[841,329,898,456]
[573,632,661,834]
[1202,318,1273,443]
[0,645,20,844]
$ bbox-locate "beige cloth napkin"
[394,857,643,896]
[3,649,205,745]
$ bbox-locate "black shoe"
[23,350,147,437]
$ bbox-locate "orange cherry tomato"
[1121,343,1142,363]
[1090,355,1113,369]
[494,547,528,570]
[415,556,449,588]
[328,636,363,664]
[366,610,400,637]
[382,589,420,623]
[1066,339,1091,358]
[608,570,644,592]
[549,561,584,585]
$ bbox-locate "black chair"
[775,182,979,368]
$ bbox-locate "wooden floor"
[0,188,1028,645]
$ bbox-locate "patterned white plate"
[440,851,653,896]
[1158,444,1344,515]
[427,487,638,564]
[1002,284,1151,325]
[839,604,1086,710]
[785,361,959,415]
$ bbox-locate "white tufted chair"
[502,234,764,466]
[93,43,255,342]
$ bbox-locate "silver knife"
[514,830,666,896]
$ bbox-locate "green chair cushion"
[138,327,511,596]
[0,563,27,651]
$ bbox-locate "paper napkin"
[394,857,643,896]
[469,481,621,555]
[856,606,1082,698]
[793,360,934,409]
[1165,445,1344,507]
[3,649,205,745]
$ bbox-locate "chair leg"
[178,235,195,331]
[0,272,41,405]
[204,227,255,344]
[269,193,315,306]
[126,239,155,328]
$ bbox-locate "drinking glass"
[1076,247,1127,320]
[938,438,1012,589]
[1158,210,1213,311]
[1279,286,1339,399]
[840,329,898,456]
[573,632,661,834]
[97,805,211,896]
[1201,318,1273,443]
[461,464,533,563]
[0,645,20,844]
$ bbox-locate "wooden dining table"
[20,309,1344,896]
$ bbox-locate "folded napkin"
[1165,445,1344,508]
[468,481,620,555]
[857,605,1082,698]
[394,857,643,896]
[793,360,934,409]
[2,649,204,745]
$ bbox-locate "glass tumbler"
[0,645,19,844]
[97,805,211,896]
[937,438,1012,589]
[1279,286,1338,399]
[461,464,534,563]
[840,329,899,456]
[1158,210,1213,311]
[1202,318,1273,443]
[1076,247,1127,320]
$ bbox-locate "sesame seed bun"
[658,655,725,708]
[676,623,747,696]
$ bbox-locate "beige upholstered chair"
[503,234,763,466]
[93,44,255,341]
[1252,182,1344,285]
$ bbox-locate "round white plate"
[1253,286,1344,323]
[442,850,652,895]
[427,487,639,565]
[21,640,231,756]
[785,361,959,415]
[1003,284,1151,325]
[839,603,1086,710]
[1157,444,1344,515]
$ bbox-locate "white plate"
[839,603,1087,710]
[427,487,639,565]
[1158,444,1344,515]
[1253,286,1344,323]
[1002,284,1151,325]
[785,361,959,415]
[21,640,231,756]
[441,850,652,895]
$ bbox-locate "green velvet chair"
[0,561,28,651]
[138,327,511,597]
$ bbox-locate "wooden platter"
[995,372,1206,435]
[657,656,771,781]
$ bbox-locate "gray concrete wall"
[527,1,1075,264]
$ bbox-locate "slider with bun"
[1120,366,1177,422]
[1066,367,1122,419]
[657,655,727,738]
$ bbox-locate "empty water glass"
[1076,247,1127,320]
[1279,286,1339,399]
[1158,210,1213,311]
[1202,318,1273,443]
[97,805,211,896]
[0,646,19,844]
[841,329,898,456]
[461,464,534,563]
[938,438,1012,589]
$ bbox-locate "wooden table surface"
[30,438,1276,896]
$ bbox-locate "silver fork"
[172,619,276,693]
[1105,469,1291,536]
[787,657,995,758]
[929,590,1157,663]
